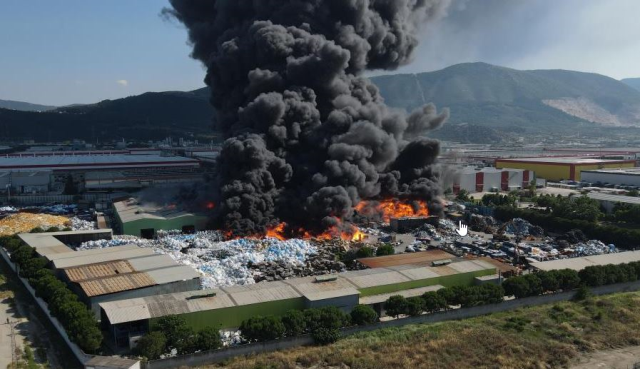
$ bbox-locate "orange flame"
[261,221,366,242]
[355,199,429,222]
[265,223,287,241]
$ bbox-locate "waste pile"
[574,240,616,256]
[70,217,96,231]
[220,330,243,347]
[504,218,544,237]
[0,213,71,236]
[468,214,498,233]
[0,206,18,213]
[252,239,347,282]
[79,231,319,289]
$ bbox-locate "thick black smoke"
[167,0,450,236]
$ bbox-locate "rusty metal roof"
[78,272,157,297]
[63,260,135,282]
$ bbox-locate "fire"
[355,198,429,223]
[206,202,215,210]
[265,223,287,241]
[262,221,366,242]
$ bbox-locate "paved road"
[0,290,26,368]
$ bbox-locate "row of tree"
[502,269,580,298]
[239,305,378,345]
[135,315,222,360]
[384,284,505,318]
[1,236,103,352]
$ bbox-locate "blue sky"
[0,1,205,106]
[1,0,639,106]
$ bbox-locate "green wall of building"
[358,269,495,297]
[116,214,209,237]
[150,297,306,331]
[147,267,495,331]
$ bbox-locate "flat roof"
[100,259,496,324]
[358,250,456,269]
[52,246,156,269]
[18,230,114,258]
[496,157,634,165]
[84,355,139,369]
[530,251,640,272]
[582,167,640,176]
[360,285,443,305]
[0,155,200,171]
[114,198,206,223]
[587,192,640,206]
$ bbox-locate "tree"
[523,274,543,296]
[282,310,306,336]
[556,269,580,291]
[376,244,395,257]
[405,297,424,316]
[10,245,35,266]
[421,291,447,313]
[437,285,467,306]
[355,246,375,258]
[627,189,639,197]
[304,307,350,332]
[239,316,285,342]
[154,315,194,353]
[312,327,340,345]
[579,266,606,287]
[456,190,471,202]
[192,327,222,352]
[538,271,560,293]
[503,277,530,299]
[135,331,167,360]
[385,295,408,318]
[350,305,378,326]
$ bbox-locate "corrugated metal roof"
[52,247,155,269]
[79,272,157,297]
[114,198,206,223]
[100,260,496,325]
[48,244,141,261]
[63,260,135,282]
[127,254,178,271]
[531,251,640,272]
[0,155,199,170]
[145,266,201,284]
[497,157,632,164]
[587,192,640,205]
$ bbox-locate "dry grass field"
[206,292,640,369]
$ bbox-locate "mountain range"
[2,63,640,142]
[0,99,56,112]
[623,78,640,92]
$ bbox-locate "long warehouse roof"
[114,198,206,223]
[587,192,640,206]
[530,251,640,272]
[100,259,495,324]
[496,157,635,165]
[0,155,199,170]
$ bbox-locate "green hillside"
[372,62,640,130]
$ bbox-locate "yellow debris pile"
[0,213,71,236]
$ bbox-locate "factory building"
[113,198,209,237]
[18,230,201,317]
[581,167,640,188]
[452,167,535,194]
[0,170,52,194]
[99,260,496,349]
[495,157,636,182]
[0,155,203,192]
[530,250,640,272]
[586,192,640,213]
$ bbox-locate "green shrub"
[239,316,286,343]
[135,331,167,360]
[312,327,341,345]
[384,295,408,318]
[355,246,375,258]
[376,244,395,256]
[282,310,306,336]
[421,291,448,313]
[350,305,378,325]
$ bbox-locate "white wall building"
[452,167,535,194]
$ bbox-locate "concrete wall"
[144,279,640,369]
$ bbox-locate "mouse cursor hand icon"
[456,222,468,237]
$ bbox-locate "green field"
[207,292,640,369]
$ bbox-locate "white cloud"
[116,79,129,87]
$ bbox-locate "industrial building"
[530,250,640,272]
[99,259,496,348]
[0,170,52,194]
[581,167,640,188]
[586,192,640,213]
[113,198,209,237]
[495,157,636,181]
[0,155,203,192]
[18,230,201,317]
[451,167,535,194]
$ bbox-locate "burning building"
[166,0,451,239]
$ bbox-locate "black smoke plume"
[166,0,451,237]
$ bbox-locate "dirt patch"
[571,346,640,369]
